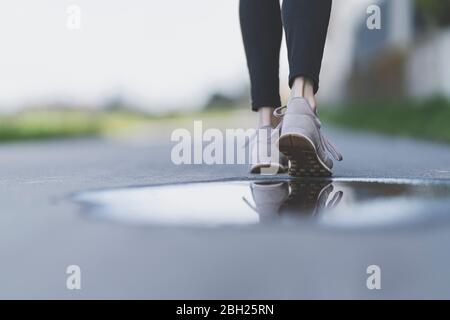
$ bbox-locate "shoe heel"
[277,133,331,177]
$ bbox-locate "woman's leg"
[282,0,332,111]
[239,0,282,127]
[277,1,342,177]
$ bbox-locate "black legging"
[240,0,332,111]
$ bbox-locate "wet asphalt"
[1,128,450,299]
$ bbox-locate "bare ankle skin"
[257,106,279,128]
[291,77,317,112]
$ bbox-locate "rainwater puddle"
[73,178,450,229]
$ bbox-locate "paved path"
[1,128,450,298]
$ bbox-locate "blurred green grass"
[0,107,244,142]
[0,109,151,142]
[1,97,449,143]
[320,97,450,143]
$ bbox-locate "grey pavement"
[1,128,450,299]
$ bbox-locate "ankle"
[258,107,278,128]
[290,77,317,111]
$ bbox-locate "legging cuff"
[251,97,282,112]
[288,72,320,95]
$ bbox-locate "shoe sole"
[276,133,332,177]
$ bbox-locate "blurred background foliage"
[321,96,450,143]
[415,0,450,28]
[0,0,449,143]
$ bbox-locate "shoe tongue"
[288,97,315,116]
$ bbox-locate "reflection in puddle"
[74,179,450,228]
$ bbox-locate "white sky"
[0,0,290,112]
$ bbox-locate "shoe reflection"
[243,180,343,223]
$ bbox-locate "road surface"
[1,128,450,299]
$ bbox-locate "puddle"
[73,178,450,228]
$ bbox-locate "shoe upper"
[275,97,343,169]
[248,125,288,174]
[248,182,290,219]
